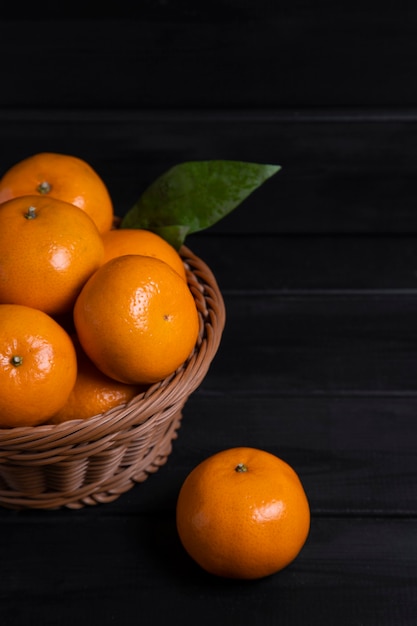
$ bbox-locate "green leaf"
[121,160,281,249]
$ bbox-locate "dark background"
[1,5,417,235]
[1,4,417,625]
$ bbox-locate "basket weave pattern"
[0,246,225,510]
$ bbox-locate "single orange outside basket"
[0,246,226,510]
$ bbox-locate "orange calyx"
[37,181,52,194]
[24,205,37,219]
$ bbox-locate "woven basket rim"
[0,244,225,450]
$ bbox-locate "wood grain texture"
[201,291,417,395]
[0,6,416,109]
[188,234,417,291]
[0,514,415,626]
[1,111,417,234]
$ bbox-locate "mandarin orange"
[73,254,200,385]
[176,447,310,580]
[0,304,77,428]
[49,337,145,424]
[0,152,114,233]
[100,228,187,280]
[0,195,104,315]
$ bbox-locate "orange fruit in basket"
[101,227,187,280]
[0,152,114,233]
[0,304,77,428]
[49,337,145,424]
[0,195,104,315]
[176,447,310,580]
[73,254,200,385]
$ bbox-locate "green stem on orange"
[37,181,51,194]
[10,355,23,367]
[235,463,248,473]
[24,206,37,220]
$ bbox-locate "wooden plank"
[1,112,417,234]
[0,515,415,626]
[0,8,416,109]
[189,234,417,291]
[203,291,417,395]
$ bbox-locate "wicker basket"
[0,246,225,510]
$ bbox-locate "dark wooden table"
[1,7,417,625]
[0,110,416,626]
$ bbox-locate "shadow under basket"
[0,246,226,510]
